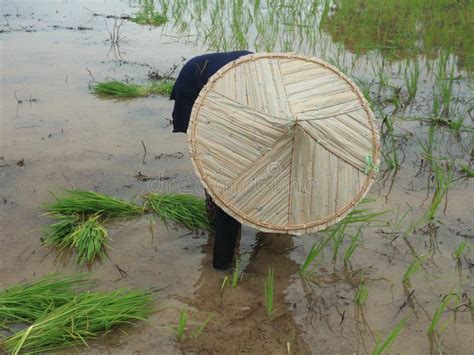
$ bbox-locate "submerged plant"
[0,274,88,328]
[264,266,274,318]
[44,189,143,219]
[372,316,409,355]
[2,288,153,354]
[425,161,454,221]
[144,193,210,232]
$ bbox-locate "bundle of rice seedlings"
[2,289,153,354]
[92,81,150,98]
[0,274,88,328]
[92,80,175,98]
[44,190,143,219]
[42,214,80,248]
[143,193,211,232]
[150,80,174,96]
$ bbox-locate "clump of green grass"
[402,256,426,287]
[176,310,188,341]
[130,0,167,26]
[143,193,210,232]
[51,215,109,267]
[2,288,153,354]
[0,274,88,328]
[92,80,174,98]
[44,190,143,219]
[264,266,274,318]
[372,316,409,355]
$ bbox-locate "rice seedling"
[92,80,174,98]
[460,164,474,177]
[343,229,362,266]
[220,276,229,294]
[427,292,459,336]
[2,289,153,354]
[44,189,143,219]
[0,274,88,328]
[425,161,454,221]
[191,314,214,339]
[55,215,109,267]
[402,255,426,287]
[130,0,167,26]
[143,193,210,232]
[42,214,80,248]
[176,310,188,341]
[372,315,409,355]
[264,266,274,318]
[354,285,369,306]
[453,240,471,263]
[231,256,240,288]
[404,58,420,103]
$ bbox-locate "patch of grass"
[130,0,167,26]
[143,193,210,232]
[54,215,109,267]
[372,316,409,355]
[0,274,88,328]
[92,80,174,98]
[264,266,274,318]
[176,310,188,341]
[2,288,153,354]
[44,189,143,219]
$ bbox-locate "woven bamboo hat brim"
[188,53,380,235]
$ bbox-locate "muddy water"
[1,1,473,354]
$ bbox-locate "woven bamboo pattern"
[188,53,380,235]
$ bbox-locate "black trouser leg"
[212,206,240,270]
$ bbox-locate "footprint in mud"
[179,232,310,354]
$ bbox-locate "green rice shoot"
[143,193,211,232]
[264,266,275,318]
[427,292,459,336]
[191,314,214,339]
[92,80,174,98]
[176,310,188,341]
[2,289,153,354]
[372,316,409,355]
[44,189,143,219]
[0,274,88,328]
[453,240,470,262]
[130,0,167,26]
[355,285,369,306]
[402,256,425,286]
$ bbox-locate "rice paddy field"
[0,0,473,353]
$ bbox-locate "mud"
[1,1,473,354]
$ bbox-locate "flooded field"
[1,0,473,354]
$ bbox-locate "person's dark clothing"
[170,51,252,269]
[170,50,252,133]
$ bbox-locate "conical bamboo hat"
[188,53,380,235]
